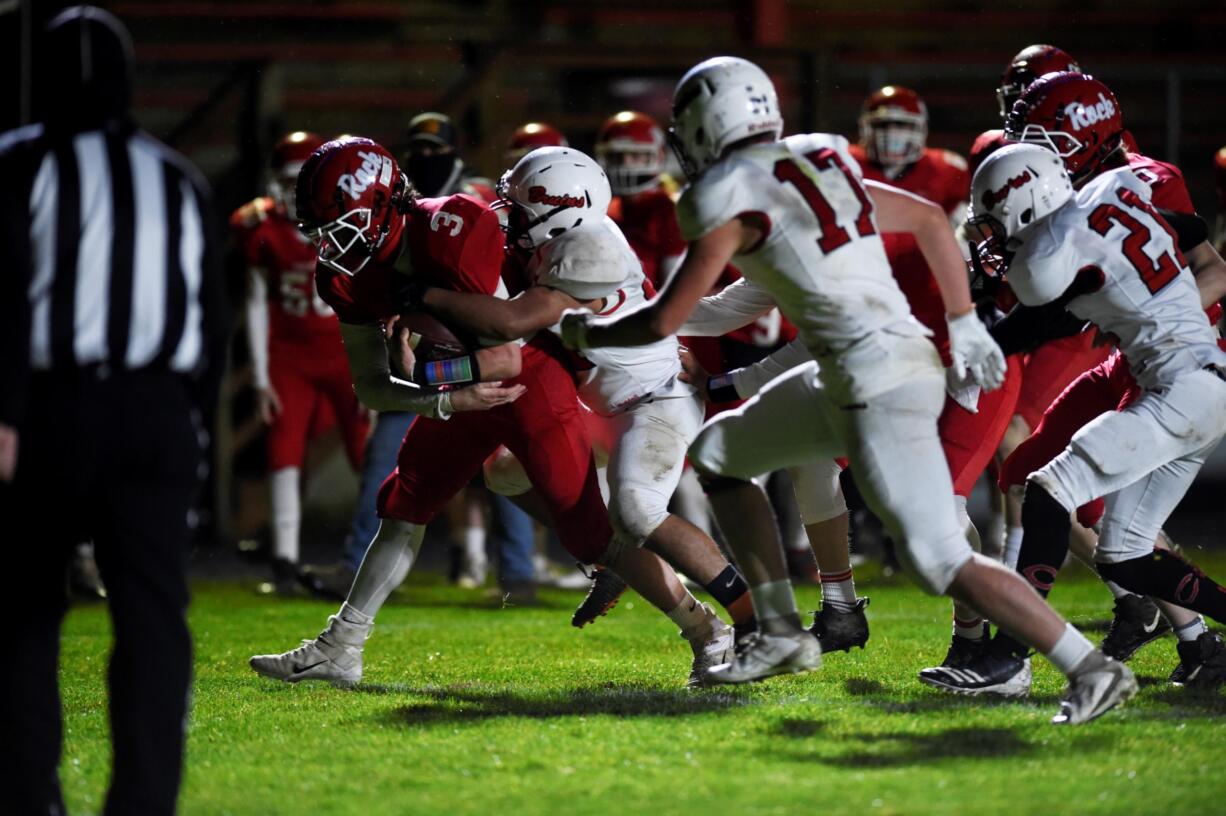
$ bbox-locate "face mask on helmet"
[1004,72,1122,185]
[598,147,664,196]
[864,120,926,168]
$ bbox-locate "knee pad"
[789,460,847,525]
[482,447,532,497]
[609,487,669,546]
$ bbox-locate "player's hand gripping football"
[384,317,416,380]
[558,308,594,351]
[947,309,1006,391]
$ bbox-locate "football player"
[560,57,1137,724]
[924,73,1226,694]
[949,144,1226,690]
[249,138,732,687]
[411,147,756,673]
[230,131,371,593]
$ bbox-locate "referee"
[0,7,227,814]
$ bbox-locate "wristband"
[707,373,740,404]
[415,353,481,388]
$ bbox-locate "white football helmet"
[497,147,612,250]
[670,56,782,178]
[968,143,1072,244]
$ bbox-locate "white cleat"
[1052,651,1138,725]
[704,629,822,685]
[683,608,736,689]
[249,615,367,687]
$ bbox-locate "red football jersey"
[230,197,343,356]
[607,189,688,290]
[1124,152,1196,216]
[849,145,972,364]
[316,194,509,325]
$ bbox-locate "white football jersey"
[676,133,938,403]
[1008,168,1225,390]
[536,218,684,415]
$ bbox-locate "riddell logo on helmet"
[981,170,1032,211]
[338,150,394,201]
[1063,93,1116,132]
[527,186,585,208]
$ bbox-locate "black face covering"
[34,6,135,133]
[406,152,462,197]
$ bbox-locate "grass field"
[58,555,1226,816]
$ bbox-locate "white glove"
[944,364,981,413]
[947,310,1006,391]
[557,308,594,351]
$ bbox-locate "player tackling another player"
[561,56,1137,724]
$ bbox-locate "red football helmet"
[595,111,666,196]
[858,86,928,168]
[269,131,324,217]
[1004,72,1123,185]
[505,122,568,166]
[996,44,1081,119]
[296,137,409,276]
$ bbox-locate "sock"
[322,602,373,649]
[953,613,985,641]
[464,526,487,563]
[703,565,756,628]
[666,592,716,641]
[1003,524,1024,570]
[1174,616,1209,642]
[749,579,801,633]
[819,568,857,611]
[984,502,1006,562]
[1045,623,1096,676]
[270,467,301,563]
[1098,550,1226,625]
[346,520,425,618]
[1103,580,1131,600]
[1015,483,1071,598]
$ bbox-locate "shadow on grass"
[377,684,752,726]
[843,677,1062,709]
[378,594,576,613]
[771,721,1065,767]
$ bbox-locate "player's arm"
[678,277,778,337]
[1188,242,1226,309]
[420,286,596,342]
[570,219,755,349]
[243,267,281,423]
[866,179,1005,389]
[681,337,813,403]
[340,322,524,417]
[866,180,973,317]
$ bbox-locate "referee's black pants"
[1,368,202,816]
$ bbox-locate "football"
[395,311,471,361]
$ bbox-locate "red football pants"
[267,352,368,471]
[376,347,612,564]
[1014,331,1112,431]
[940,355,1023,497]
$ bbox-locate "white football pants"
[689,362,971,594]
[1032,367,1226,564]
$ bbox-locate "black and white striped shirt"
[0,122,226,424]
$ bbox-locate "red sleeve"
[938,152,971,216]
[654,194,689,257]
[315,263,394,325]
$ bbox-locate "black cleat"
[807,597,870,653]
[571,566,627,628]
[1169,632,1226,689]
[919,641,1032,697]
[934,622,992,670]
[1101,594,1170,661]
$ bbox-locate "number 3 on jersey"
[773,148,876,254]
[1087,187,1186,295]
[430,210,464,237]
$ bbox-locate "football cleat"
[571,566,627,628]
[919,645,1032,698]
[808,597,870,653]
[704,629,822,685]
[929,622,992,671]
[1101,594,1170,661]
[682,606,736,689]
[249,615,368,687]
[1052,651,1138,725]
[1169,632,1226,689]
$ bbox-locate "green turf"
[58,556,1226,815]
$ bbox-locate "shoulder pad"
[533,222,632,302]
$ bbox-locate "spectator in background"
[0,7,227,813]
